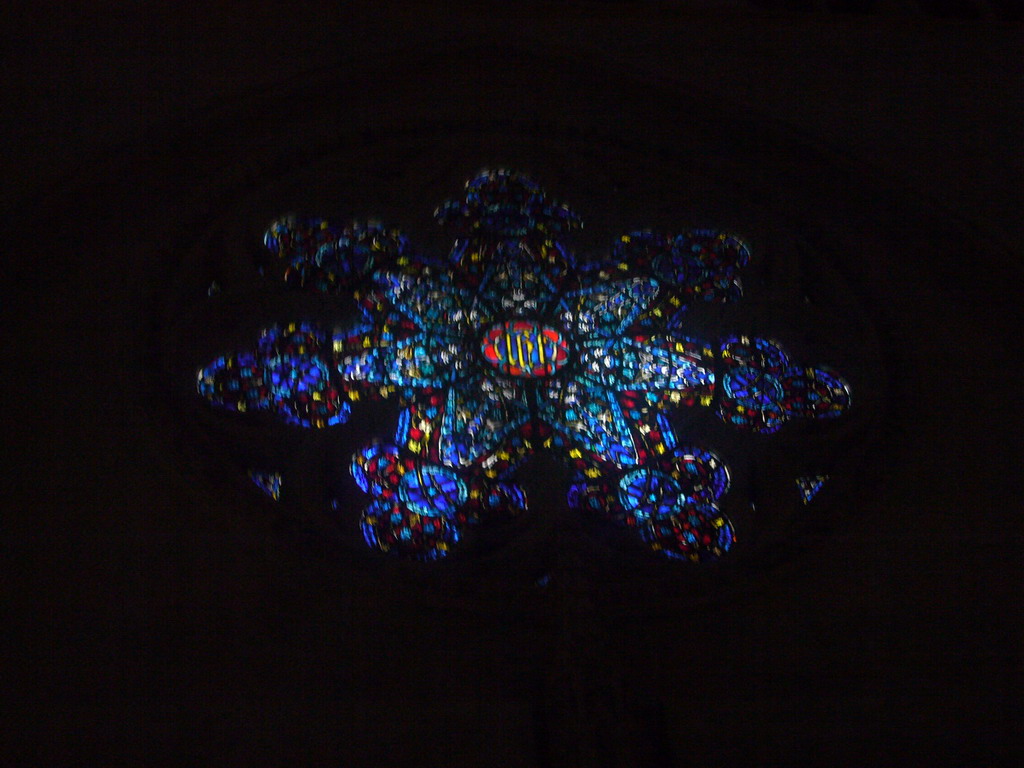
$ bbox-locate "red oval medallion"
[481,321,569,378]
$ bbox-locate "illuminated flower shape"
[642,504,735,562]
[618,230,749,301]
[264,217,409,294]
[718,336,852,433]
[197,323,348,428]
[350,442,527,557]
[783,365,852,419]
[436,169,582,237]
[568,445,734,562]
[198,170,852,562]
[593,230,750,336]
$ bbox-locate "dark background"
[4,2,1021,765]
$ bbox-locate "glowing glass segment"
[198,170,853,563]
[398,464,467,518]
[197,323,349,428]
[263,218,409,294]
[359,499,460,560]
[641,503,735,563]
[718,336,852,433]
[619,469,683,520]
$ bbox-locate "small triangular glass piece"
[248,470,282,501]
[796,475,829,504]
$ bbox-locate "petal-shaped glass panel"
[197,324,349,428]
[477,241,564,316]
[378,270,477,330]
[560,277,659,336]
[783,366,852,419]
[618,468,683,520]
[398,464,467,518]
[578,334,714,392]
[264,218,409,294]
[540,380,639,466]
[720,336,790,375]
[674,447,731,501]
[640,501,735,562]
[359,499,459,560]
[652,230,750,290]
[440,376,532,467]
[389,332,465,388]
[351,442,401,497]
[436,169,582,238]
[718,367,788,433]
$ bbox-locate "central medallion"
[480,320,570,378]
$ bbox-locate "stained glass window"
[198,170,852,562]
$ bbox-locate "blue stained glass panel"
[399,465,467,518]
[560,278,659,336]
[541,380,639,466]
[578,335,714,392]
[440,378,531,467]
[619,469,683,520]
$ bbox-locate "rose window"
[196,170,851,562]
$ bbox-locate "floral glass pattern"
[198,170,851,562]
